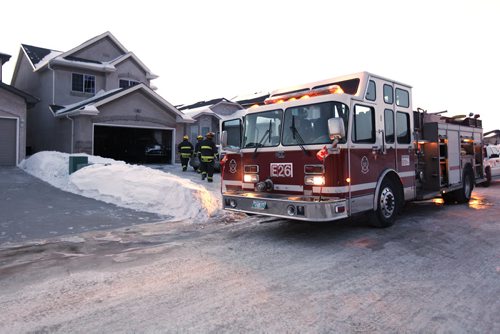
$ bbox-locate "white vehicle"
[483,144,500,186]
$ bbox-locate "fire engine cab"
[220,72,485,227]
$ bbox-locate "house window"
[201,127,210,137]
[72,73,95,94]
[119,79,140,88]
[189,125,199,144]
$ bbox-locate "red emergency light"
[264,85,344,105]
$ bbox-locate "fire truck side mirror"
[328,118,345,140]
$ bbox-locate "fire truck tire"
[454,168,474,203]
[370,178,401,228]
[442,192,456,204]
[482,167,491,187]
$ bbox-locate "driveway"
[0,167,165,244]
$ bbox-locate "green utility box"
[69,156,89,174]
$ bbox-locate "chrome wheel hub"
[380,187,395,218]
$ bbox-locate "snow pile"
[19,151,221,221]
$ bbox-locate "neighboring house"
[231,91,269,109]
[0,52,38,166]
[177,98,243,146]
[11,31,191,164]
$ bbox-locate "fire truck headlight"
[243,174,259,183]
[304,175,325,186]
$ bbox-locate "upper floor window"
[352,105,375,143]
[365,80,376,101]
[119,79,140,89]
[383,84,393,104]
[72,73,95,94]
[395,88,410,108]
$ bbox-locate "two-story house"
[0,52,38,166]
[11,31,191,164]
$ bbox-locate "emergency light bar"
[264,85,344,105]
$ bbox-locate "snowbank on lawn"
[19,151,220,221]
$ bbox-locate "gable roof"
[0,82,39,107]
[62,31,128,57]
[110,52,158,79]
[178,97,248,120]
[21,44,62,71]
[53,83,191,122]
[178,98,230,111]
[181,106,222,120]
[231,91,270,107]
[16,32,157,78]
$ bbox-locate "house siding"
[108,58,149,90]
[24,68,72,154]
[72,36,124,63]
[53,67,106,106]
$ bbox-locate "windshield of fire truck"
[243,109,282,148]
[282,101,349,145]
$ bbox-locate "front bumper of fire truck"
[222,192,348,222]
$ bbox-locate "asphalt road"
[0,167,165,244]
[0,180,498,333]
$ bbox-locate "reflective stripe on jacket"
[177,140,193,157]
[199,139,217,162]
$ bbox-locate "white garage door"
[0,118,17,166]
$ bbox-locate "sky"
[2,0,499,131]
[20,151,222,221]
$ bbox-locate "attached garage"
[93,124,174,163]
[0,117,17,166]
[0,75,38,166]
[50,84,191,162]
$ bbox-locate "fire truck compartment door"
[447,130,460,184]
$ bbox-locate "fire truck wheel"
[370,178,401,228]
[455,168,474,203]
[482,167,491,187]
[442,192,456,204]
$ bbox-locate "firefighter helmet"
[206,132,214,138]
[197,135,203,140]
[183,135,189,140]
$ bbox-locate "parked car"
[145,144,167,157]
[483,144,500,186]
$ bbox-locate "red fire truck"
[220,72,485,227]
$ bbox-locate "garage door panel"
[0,118,17,166]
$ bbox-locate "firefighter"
[177,135,193,171]
[199,132,218,182]
[194,135,204,173]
